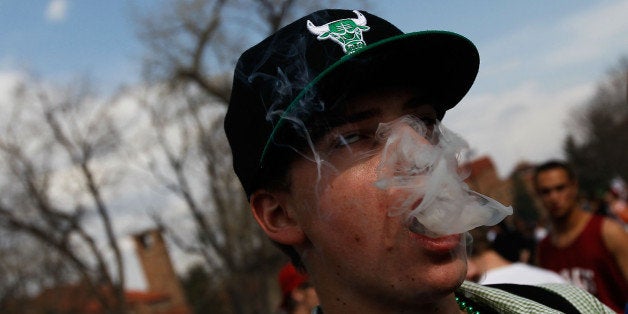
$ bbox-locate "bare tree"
[135,0,338,100]
[131,85,285,313]
[0,232,76,313]
[132,1,369,313]
[565,57,628,197]
[0,76,128,313]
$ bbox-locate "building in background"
[133,228,192,314]
[464,156,513,206]
[5,228,191,314]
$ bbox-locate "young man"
[225,9,613,313]
[534,160,628,313]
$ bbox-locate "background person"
[534,160,628,313]
[278,262,318,314]
[491,218,535,264]
[607,177,628,225]
[466,226,567,285]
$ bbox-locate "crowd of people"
[469,161,628,312]
[223,7,625,313]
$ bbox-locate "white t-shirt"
[479,263,568,285]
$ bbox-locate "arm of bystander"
[601,218,628,283]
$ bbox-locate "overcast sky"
[3,0,628,176]
[2,0,628,289]
[371,0,628,177]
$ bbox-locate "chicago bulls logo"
[306,10,370,54]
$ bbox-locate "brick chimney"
[133,228,191,313]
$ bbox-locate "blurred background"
[1,0,627,313]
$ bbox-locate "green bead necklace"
[455,295,481,314]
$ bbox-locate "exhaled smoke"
[375,116,512,237]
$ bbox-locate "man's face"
[535,168,579,220]
[282,87,467,303]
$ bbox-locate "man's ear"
[250,190,305,245]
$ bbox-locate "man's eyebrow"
[320,96,429,131]
[324,108,381,129]
[402,96,432,111]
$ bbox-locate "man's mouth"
[407,217,462,252]
[408,216,442,238]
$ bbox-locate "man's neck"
[551,207,591,247]
[316,291,462,314]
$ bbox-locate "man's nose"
[545,189,563,202]
[396,122,432,146]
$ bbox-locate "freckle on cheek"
[354,235,361,242]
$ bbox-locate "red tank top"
[538,214,627,313]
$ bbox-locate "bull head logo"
[307,10,370,54]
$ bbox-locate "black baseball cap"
[225,9,479,197]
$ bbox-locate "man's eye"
[539,184,568,196]
[333,133,362,147]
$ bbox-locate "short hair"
[533,160,576,188]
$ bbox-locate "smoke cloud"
[374,116,512,237]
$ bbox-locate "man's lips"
[410,231,462,252]
[402,197,462,252]
[408,217,461,252]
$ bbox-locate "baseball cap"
[225,9,480,197]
